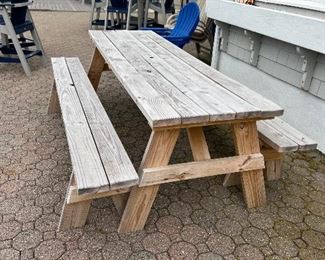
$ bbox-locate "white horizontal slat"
[207,0,325,54]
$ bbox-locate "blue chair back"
[165,0,174,9]
[11,7,28,25]
[0,0,28,26]
[169,2,199,39]
[110,0,128,8]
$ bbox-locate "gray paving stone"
[0,221,21,241]
[35,239,65,260]
[206,233,235,256]
[12,230,43,250]
[234,244,264,260]
[0,248,20,260]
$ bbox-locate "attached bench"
[257,117,317,181]
[224,117,317,186]
[48,57,139,230]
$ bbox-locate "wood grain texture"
[58,175,91,230]
[118,129,180,233]
[59,200,91,230]
[265,159,282,181]
[257,120,299,152]
[104,31,210,125]
[52,57,109,192]
[140,31,284,118]
[262,118,317,151]
[89,30,283,128]
[89,30,181,128]
[233,122,266,208]
[67,185,131,204]
[66,58,139,191]
[47,82,60,114]
[140,153,265,187]
[130,31,261,121]
[111,193,129,216]
[187,127,211,161]
[223,148,284,187]
[88,48,105,91]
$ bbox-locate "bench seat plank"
[52,58,109,191]
[257,118,317,152]
[268,118,317,151]
[52,57,139,194]
[66,58,139,192]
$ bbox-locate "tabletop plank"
[89,30,283,128]
[104,31,210,125]
[139,31,284,118]
[130,31,263,121]
[89,30,181,128]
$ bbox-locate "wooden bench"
[47,57,139,230]
[257,117,317,181]
[224,117,317,186]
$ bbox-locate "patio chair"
[142,2,199,48]
[0,0,45,77]
[143,0,175,27]
[165,0,215,56]
[103,0,141,30]
[89,0,107,29]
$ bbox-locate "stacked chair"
[143,2,199,48]
[165,0,215,55]
[143,0,175,27]
[89,0,143,30]
[0,0,45,76]
[89,0,106,28]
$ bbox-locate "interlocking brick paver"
[102,241,132,259]
[168,241,198,259]
[12,230,43,250]
[142,232,171,254]
[0,248,20,260]
[234,244,264,260]
[0,10,324,260]
[35,239,65,260]
[206,233,235,256]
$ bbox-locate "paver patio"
[0,11,325,260]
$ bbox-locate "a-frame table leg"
[88,48,106,91]
[187,127,211,161]
[58,175,92,230]
[118,129,180,233]
[232,122,266,208]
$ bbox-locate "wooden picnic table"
[88,30,284,233]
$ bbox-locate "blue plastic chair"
[142,2,199,48]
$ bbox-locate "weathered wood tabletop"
[88,30,284,233]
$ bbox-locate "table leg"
[48,82,60,114]
[88,48,106,91]
[118,129,180,233]
[58,174,91,230]
[187,127,211,161]
[232,122,266,208]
